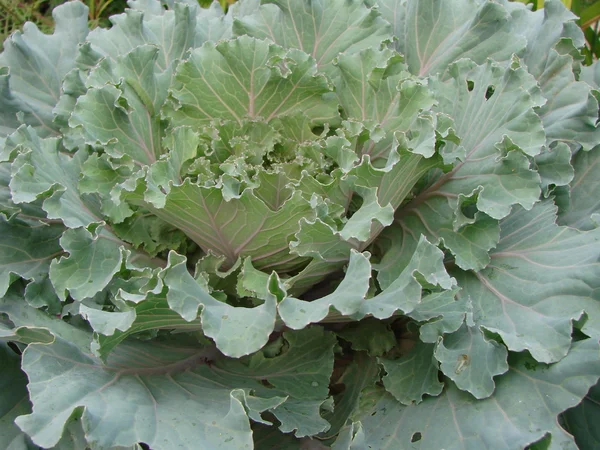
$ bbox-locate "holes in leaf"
[485,85,495,100]
[260,379,275,389]
[466,80,474,91]
[7,341,21,355]
[411,432,423,442]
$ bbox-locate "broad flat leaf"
[16,324,335,449]
[454,200,600,363]
[434,324,509,399]
[0,216,63,297]
[126,178,314,273]
[379,341,443,405]
[343,338,600,450]
[395,59,544,271]
[562,381,600,450]
[394,0,525,76]
[0,2,88,137]
[558,144,600,231]
[162,251,277,357]
[234,0,392,76]
[167,36,338,126]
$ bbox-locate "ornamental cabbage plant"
[1,0,600,448]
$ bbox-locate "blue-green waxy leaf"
[70,45,167,166]
[0,216,63,298]
[167,36,338,126]
[340,338,600,450]
[14,316,335,449]
[455,200,600,364]
[382,0,526,77]
[1,0,600,448]
[49,226,125,301]
[162,251,277,357]
[558,144,600,231]
[394,59,544,272]
[278,251,372,330]
[234,0,393,77]
[505,0,600,150]
[434,324,509,399]
[379,341,443,405]
[0,2,89,138]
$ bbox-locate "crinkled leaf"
[396,59,544,271]
[87,1,197,70]
[343,338,600,450]
[69,45,167,166]
[277,251,371,329]
[534,142,574,195]
[7,127,103,229]
[507,0,600,150]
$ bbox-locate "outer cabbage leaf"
[339,338,600,450]
[383,0,525,76]
[391,58,544,274]
[558,144,600,230]
[379,341,443,405]
[0,2,88,138]
[0,216,63,298]
[162,251,278,357]
[279,237,454,330]
[504,0,600,150]
[12,308,335,450]
[454,200,600,363]
[233,0,392,76]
